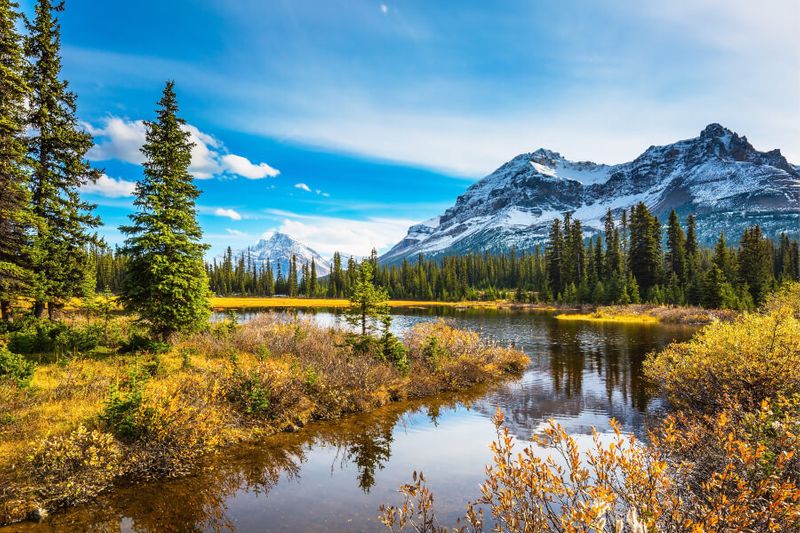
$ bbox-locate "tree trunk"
[0,300,11,322]
[34,300,46,319]
[47,301,63,320]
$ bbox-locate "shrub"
[644,303,800,413]
[228,369,272,415]
[7,319,100,356]
[28,425,122,509]
[100,377,148,441]
[0,346,34,387]
[381,406,800,532]
[121,333,170,354]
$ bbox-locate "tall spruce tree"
[737,225,773,305]
[628,203,661,295]
[0,0,33,320]
[26,0,101,318]
[120,82,210,339]
[546,218,564,296]
[665,210,687,283]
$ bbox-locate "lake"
[17,307,697,532]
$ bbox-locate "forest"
[94,207,799,309]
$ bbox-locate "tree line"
[195,205,796,310]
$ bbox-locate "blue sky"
[21,0,799,257]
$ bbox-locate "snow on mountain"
[223,232,331,277]
[382,124,800,262]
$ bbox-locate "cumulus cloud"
[86,118,147,164]
[221,154,280,179]
[264,210,416,257]
[213,208,243,220]
[86,116,280,180]
[294,183,312,192]
[80,174,137,198]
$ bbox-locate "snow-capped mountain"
[225,232,331,277]
[382,124,800,262]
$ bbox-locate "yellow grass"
[555,312,660,324]
[209,297,510,309]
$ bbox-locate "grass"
[209,296,515,309]
[555,312,660,324]
[555,304,738,325]
[0,313,528,525]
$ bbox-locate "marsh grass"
[0,313,527,524]
[556,304,738,325]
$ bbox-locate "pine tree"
[737,225,774,305]
[345,260,389,336]
[26,0,101,318]
[310,259,318,296]
[119,82,210,339]
[665,210,686,283]
[628,203,661,295]
[546,218,563,296]
[0,0,33,321]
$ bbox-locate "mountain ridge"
[382,124,800,263]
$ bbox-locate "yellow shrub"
[28,425,121,509]
[645,309,800,413]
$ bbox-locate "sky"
[20,0,800,258]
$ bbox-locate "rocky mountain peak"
[381,124,800,263]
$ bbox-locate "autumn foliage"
[381,283,800,531]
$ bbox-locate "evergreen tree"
[310,259,318,296]
[119,82,210,339]
[665,210,686,283]
[0,0,32,320]
[546,218,564,296]
[345,260,389,336]
[738,225,774,305]
[25,0,101,318]
[628,203,661,294]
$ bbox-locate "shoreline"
[0,316,528,526]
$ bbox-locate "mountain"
[382,124,800,262]
[226,233,331,277]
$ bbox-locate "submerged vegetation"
[380,282,800,531]
[0,313,527,524]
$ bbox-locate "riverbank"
[209,296,556,310]
[555,304,738,325]
[0,314,528,525]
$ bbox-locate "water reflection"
[16,309,696,532]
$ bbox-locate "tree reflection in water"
[25,390,487,532]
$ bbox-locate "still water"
[21,308,697,532]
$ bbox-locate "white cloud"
[294,183,312,192]
[380,4,388,14]
[221,154,280,179]
[213,208,243,220]
[80,174,137,198]
[87,116,281,180]
[86,118,147,164]
[225,228,249,237]
[264,210,416,257]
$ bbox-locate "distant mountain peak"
[700,122,731,139]
[382,124,800,263]
[226,233,331,276]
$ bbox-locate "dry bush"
[28,425,122,510]
[381,405,800,532]
[120,373,230,480]
[645,305,800,414]
[404,321,528,396]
